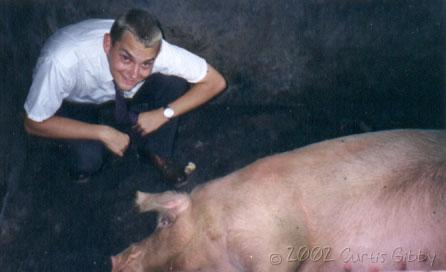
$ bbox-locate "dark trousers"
[56,74,189,178]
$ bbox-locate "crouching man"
[23,8,226,186]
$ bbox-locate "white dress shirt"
[24,19,208,122]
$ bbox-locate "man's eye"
[142,62,154,69]
[121,55,130,62]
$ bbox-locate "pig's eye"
[158,214,174,228]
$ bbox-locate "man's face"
[103,31,160,91]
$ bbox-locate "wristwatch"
[163,106,175,119]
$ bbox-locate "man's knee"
[164,75,189,97]
[136,74,190,105]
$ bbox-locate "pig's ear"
[136,191,190,229]
[135,190,190,215]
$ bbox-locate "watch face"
[164,107,174,118]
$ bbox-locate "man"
[23,9,226,187]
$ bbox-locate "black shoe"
[149,154,188,188]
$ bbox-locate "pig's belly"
[298,202,446,271]
[299,245,444,272]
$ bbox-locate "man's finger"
[141,127,149,135]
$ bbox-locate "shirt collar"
[99,49,114,83]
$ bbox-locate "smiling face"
[103,31,160,91]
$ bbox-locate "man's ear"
[103,33,112,55]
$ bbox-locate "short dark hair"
[110,9,163,48]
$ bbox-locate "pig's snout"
[111,245,144,272]
[112,191,194,271]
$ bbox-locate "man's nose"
[130,64,140,79]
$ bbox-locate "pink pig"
[111,129,446,271]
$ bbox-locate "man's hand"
[98,126,130,157]
[24,115,131,157]
[133,108,168,137]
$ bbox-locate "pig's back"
[228,129,446,210]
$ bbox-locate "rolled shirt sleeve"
[24,56,73,122]
[153,40,208,84]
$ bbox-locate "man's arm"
[24,115,130,157]
[167,64,226,117]
[134,64,226,136]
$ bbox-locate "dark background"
[0,0,444,271]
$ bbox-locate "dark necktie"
[114,86,138,126]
